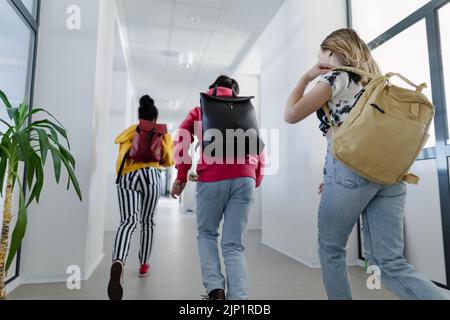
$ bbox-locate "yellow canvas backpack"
[324,66,435,185]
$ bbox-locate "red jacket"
[174,87,265,188]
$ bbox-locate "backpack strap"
[337,67,428,93]
[147,128,156,141]
[323,104,337,136]
[116,152,129,185]
[403,173,420,185]
[385,72,428,93]
[212,85,238,98]
[334,66,378,79]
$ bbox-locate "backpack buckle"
[403,173,420,185]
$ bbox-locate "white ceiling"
[115,0,285,127]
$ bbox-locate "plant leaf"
[7,108,18,120]
[0,119,13,130]
[50,137,75,169]
[15,130,41,202]
[10,161,19,191]
[16,130,32,163]
[31,120,67,140]
[0,154,7,196]
[0,89,13,109]
[60,155,82,201]
[27,108,66,129]
[28,123,67,149]
[6,175,27,273]
[26,155,44,207]
[18,102,28,119]
[36,125,59,144]
[36,128,49,164]
[49,145,62,184]
[26,157,35,190]
[0,144,10,158]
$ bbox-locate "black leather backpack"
[200,87,265,158]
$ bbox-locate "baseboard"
[84,253,105,280]
[355,259,366,268]
[6,277,22,294]
[261,240,365,270]
[261,240,320,269]
[21,275,69,285]
[20,253,105,285]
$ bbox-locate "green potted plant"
[0,89,82,300]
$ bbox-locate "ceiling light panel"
[124,0,173,25]
[170,28,211,50]
[173,2,220,31]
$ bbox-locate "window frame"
[4,0,41,286]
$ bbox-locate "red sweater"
[174,87,265,188]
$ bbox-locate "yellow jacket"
[115,125,175,176]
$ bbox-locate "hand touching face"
[304,63,335,83]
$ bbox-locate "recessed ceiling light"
[190,16,201,24]
[178,52,194,69]
[169,101,182,111]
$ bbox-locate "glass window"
[21,0,38,18]
[405,159,447,284]
[0,0,36,283]
[439,3,450,143]
[352,0,430,42]
[0,0,34,113]
[372,20,436,148]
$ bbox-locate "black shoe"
[108,261,124,300]
[203,289,226,301]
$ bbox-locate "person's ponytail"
[139,95,159,121]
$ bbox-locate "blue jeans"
[196,178,256,300]
[319,142,449,300]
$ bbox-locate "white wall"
[20,0,115,283]
[84,0,116,274]
[231,45,263,230]
[104,71,133,232]
[233,72,262,230]
[255,0,350,267]
[104,19,135,232]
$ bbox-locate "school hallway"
[3,0,450,302]
[8,198,396,300]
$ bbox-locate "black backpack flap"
[200,93,265,157]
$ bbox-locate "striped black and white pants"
[113,167,161,265]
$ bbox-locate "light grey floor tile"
[9,198,397,300]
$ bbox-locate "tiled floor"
[9,198,397,300]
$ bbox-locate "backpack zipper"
[370,103,386,114]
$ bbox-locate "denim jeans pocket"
[332,157,370,189]
[197,182,221,200]
[234,178,256,202]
